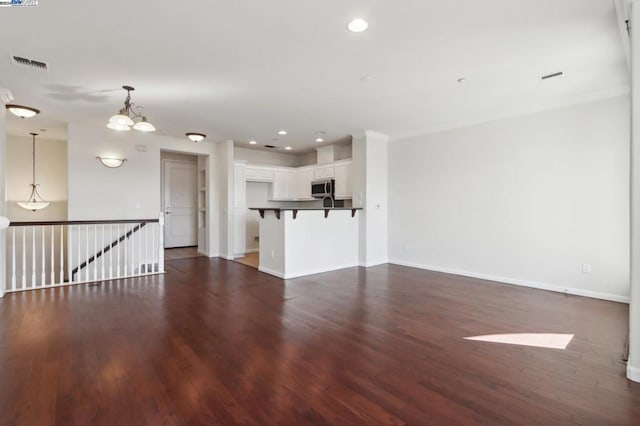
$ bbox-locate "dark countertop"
[249,207,362,219]
[248,207,361,211]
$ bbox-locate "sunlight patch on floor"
[464,333,574,350]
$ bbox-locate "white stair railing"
[5,215,165,293]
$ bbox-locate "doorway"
[161,153,198,249]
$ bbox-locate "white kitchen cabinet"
[313,165,334,180]
[295,168,314,200]
[334,161,352,199]
[270,170,296,200]
[245,166,274,182]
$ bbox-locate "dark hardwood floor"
[0,258,638,425]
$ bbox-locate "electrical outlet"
[582,263,592,274]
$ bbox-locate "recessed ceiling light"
[285,146,292,150]
[278,130,287,135]
[360,76,374,83]
[347,18,368,33]
[249,140,257,145]
[315,138,324,143]
[457,77,466,84]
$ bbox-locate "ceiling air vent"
[541,71,563,81]
[11,55,48,70]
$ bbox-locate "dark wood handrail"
[9,219,159,227]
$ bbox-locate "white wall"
[627,0,639,383]
[234,147,302,167]
[352,131,389,267]
[389,95,630,302]
[216,140,233,259]
[6,135,67,222]
[67,122,218,256]
[0,102,6,297]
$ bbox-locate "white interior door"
[163,160,198,248]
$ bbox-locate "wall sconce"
[97,157,127,168]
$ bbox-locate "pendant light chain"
[31,133,36,186]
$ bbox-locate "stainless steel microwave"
[311,179,334,198]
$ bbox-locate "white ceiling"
[0,0,629,151]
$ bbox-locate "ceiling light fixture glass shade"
[107,121,132,131]
[97,157,127,168]
[347,18,369,33]
[106,85,156,132]
[186,132,206,142]
[132,117,156,132]
[109,112,134,126]
[18,133,50,212]
[6,104,40,119]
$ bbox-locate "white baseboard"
[360,259,389,268]
[628,364,640,383]
[259,263,360,280]
[245,248,259,254]
[388,259,630,304]
[258,266,285,279]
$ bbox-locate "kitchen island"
[249,208,362,279]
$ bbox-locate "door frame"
[161,158,199,249]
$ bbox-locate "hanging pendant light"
[17,133,50,212]
[107,85,156,132]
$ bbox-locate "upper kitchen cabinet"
[313,165,335,180]
[334,160,352,199]
[270,170,296,201]
[295,168,314,201]
[245,166,275,182]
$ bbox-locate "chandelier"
[17,133,50,212]
[107,85,156,132]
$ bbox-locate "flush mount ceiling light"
[107,85,156,132]
[277,130,287,135]
[6,104,40,119]
[186,132,206,142]
[347,18,368,33]
[17,133,50,212]
[97,157,127,168]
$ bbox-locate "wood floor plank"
[0,259,639,425]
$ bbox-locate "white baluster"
[152,222,156,273]
[94,224,97,281]
[159,213,165,273]
[59,225,64,284]
[85,224,89,282]
[124,224,128,277]
[145,223,149,274]
[50,225,55,285]
[32,226,36,288]
[22,227,26,289]
[69,225,74,283]
[11,227,16,291]
[77,225,81,282]
[117,224,122,277]
[108,224,113,279]
[41,226,46,287]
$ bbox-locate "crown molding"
[389,85,631,142]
